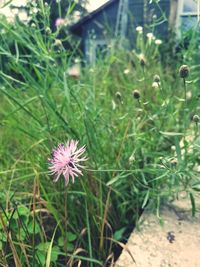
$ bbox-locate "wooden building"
[70,0,200,62]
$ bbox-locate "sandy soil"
[115,196,200,267]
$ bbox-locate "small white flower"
[155,39,162,45]
[74,58,80,64]
[32,7,38,14]
[136,26,143,33]
[67,65,80,78]
[129,154,135,163]
[31,23,36,28]
[147,33,154,40]
[45,27,51,34]
[152,82,159,89]
[124,69,130,75]
[152,14,157,20]
[54,39,62,46]
[89,68,94,73]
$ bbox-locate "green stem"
[183,78,187,159]
[64,188,68,264]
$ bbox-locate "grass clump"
[0,4,200,267]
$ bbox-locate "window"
[179,0,200,32]
[86,39,109,63]
[183,0,198,12]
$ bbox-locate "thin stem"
[183,78,187,158]
[99,186,111,251]
[64,188,68,264]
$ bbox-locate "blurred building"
[70,0,200,63]
[0,0,28,22]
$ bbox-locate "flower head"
[123,68,130,75]
[136,26,143,34]
[153,74,160,83]
[193,114,200,124]
[54,39,62,46]
[179,65,190,78]
[132,90,141,99]
[49,140,87,186]
[138,53,146,67]
[155,39,162,45]
[55,18,66,27]
[146,32,155,40]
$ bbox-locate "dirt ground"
[115,196,200,267]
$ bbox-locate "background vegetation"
[0,1,199,266]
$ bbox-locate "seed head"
[154,74,160,83]
[139,54,146,67]
[179,65,189,78]
[132,90,141,100]
[115,91,122,101]
[170,158,177,166]
[193,114,200,124]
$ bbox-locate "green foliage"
[0,2,200,266]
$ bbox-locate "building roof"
[70,0,116,32]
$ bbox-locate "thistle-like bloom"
[55,18,66,27]
[49,140,87,186]
[179,65,190,78]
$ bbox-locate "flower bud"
[136,26,143,34]
[179,65,189,78]
[139,54,146,67]
[115,91,122,102]
[54,39,62,46]
[152,82,159,89]
[155,39,162,45]
[193,114,200,124]
[132,90,140,100]
[170,158,177,166]
[153,74,160,83]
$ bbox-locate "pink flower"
[49,140,87,186]
[55,18,66,27]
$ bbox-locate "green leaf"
[46,224,59,267]
[16,228,26,241]
[192,181,200,187]
[189,193,196,217]
[142,190,150,209]
[113,227,126,241]
[37,242,50,252]
[50,246,61,263]
[27,220,40,234]
[13,205,30,219]
[67,232,77,242]
[67,243,74,252]
[58,237,64,246]
[0,232,7,242]
[175,137,182,163]
[58,237,74,252]
[192,187,200,192]
[36,250,46,266]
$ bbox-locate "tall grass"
[0,3,200,266]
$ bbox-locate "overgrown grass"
[0,3,200,267]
